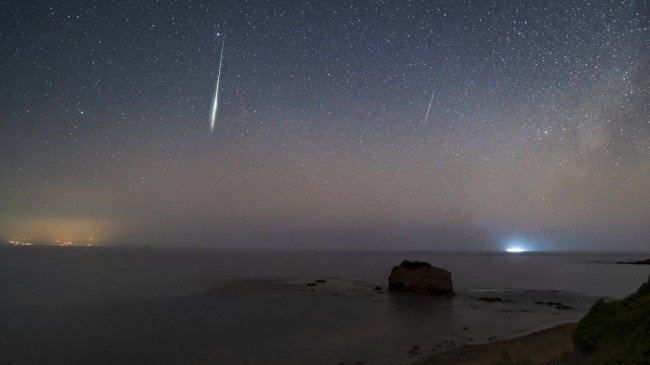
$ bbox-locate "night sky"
[1,1,648,250]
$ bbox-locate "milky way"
[0,1,648,250]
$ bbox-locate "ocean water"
[1,246,648,365]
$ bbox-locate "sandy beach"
[411,322,577,365]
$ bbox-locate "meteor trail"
[210,32,226,133]
[424,89,435,123]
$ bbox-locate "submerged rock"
[556,304,574,310]
[617,258,650,265]
[478,297,512,303]
[388,260,455,296]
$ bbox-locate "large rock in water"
[388,260,455,296]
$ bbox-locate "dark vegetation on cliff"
[572,273,650,364]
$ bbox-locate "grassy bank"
[572,273,650,364]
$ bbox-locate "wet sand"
[411,322,577,365]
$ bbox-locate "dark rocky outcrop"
[478,297,512,303]
[616,258,650,265]
[388,260,455,296]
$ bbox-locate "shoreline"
[410,322,578,365]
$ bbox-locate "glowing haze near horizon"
[1,1,648,250]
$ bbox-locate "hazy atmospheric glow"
[0,1,648,250]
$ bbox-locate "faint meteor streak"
[424,89,435,123]
[210,32,226,133]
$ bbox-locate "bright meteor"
[210,32,226,133]
[423,89,435,123]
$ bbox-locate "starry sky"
[1,0,648,250]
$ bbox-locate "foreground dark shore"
[413,271,650,365]
[411,322,577,365]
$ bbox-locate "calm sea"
[1,246,648,365]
